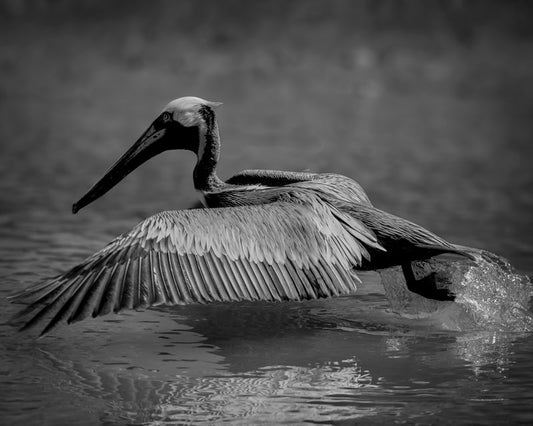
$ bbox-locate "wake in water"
[380,249,533,332]
[453,253,533,332]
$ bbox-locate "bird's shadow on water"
[157,297,526,366]
[4,296,531,425]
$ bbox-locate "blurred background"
[1,0,532,272]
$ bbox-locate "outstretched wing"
[11,191,382,335]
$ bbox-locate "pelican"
[11,97,474,335]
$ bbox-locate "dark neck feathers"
[193,106,224,191]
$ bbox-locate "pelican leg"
[401,263,455,301]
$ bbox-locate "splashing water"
[380,250,533,332]
[454,253,533,332]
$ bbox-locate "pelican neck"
[192,115,224,192]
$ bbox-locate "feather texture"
[11,190,382,335]
[226,170,372,206]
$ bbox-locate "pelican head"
[72,96,222,214]
[165,96,222,128]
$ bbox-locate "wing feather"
[225,255,251,300]
[38,277,90,335]
[193,254,217,300]
[35,274,94,334]
[92,264,120,315]
[152,252,170,305]
[11,192,383,334]
[241,258,268,300]
[250,259,280,301]
[158,252,181,304]
[229,258,252,300]
[139,255,153,306]
[194,253,223,302]
[122,259,134,309]
[97,262,127,316]
[179,254,205,302]
[208,256,231,301]
[70,267,113,323]
[167,253,192,303]
[147,251,168,306]
[285,260,315,300]
[14,279,60,304]
[114,259,131,312]
[182,254,207,301]
[209,252,240,301]
[270,262,297,300]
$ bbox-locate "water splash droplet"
[454,254,533,332]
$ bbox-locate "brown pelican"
[11,97,473,335]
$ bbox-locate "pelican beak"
[72,117,196,214]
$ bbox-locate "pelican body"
[12,97,473,335]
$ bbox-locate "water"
[2,4,533,424]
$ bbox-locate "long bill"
[72,120,179,214]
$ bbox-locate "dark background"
[1,0,532,270]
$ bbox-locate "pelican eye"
[161,112,172,122]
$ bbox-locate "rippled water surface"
[2,3,533,425]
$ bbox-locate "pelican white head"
[163,96,223,128]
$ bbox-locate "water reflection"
[2,297,530,425]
